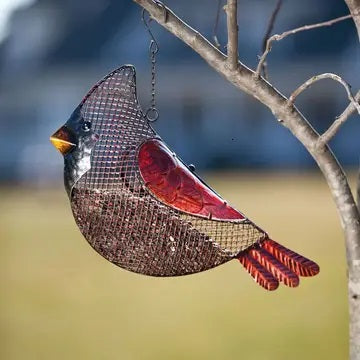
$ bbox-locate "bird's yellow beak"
[50,126,76,155]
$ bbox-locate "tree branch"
[344,0,360,40]
[132,2,360,356]
[262,0,283,53]
[255,14,353,78]
[226,0,239,70]
[319,90,360,146]
[133,0,360,249]
[288,73,360,114]
[260,0,283,79]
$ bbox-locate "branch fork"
[255,14,353,78]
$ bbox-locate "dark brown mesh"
[71,66,266,276]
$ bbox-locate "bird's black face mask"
[51,105,99,195]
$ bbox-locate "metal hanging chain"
[142,8,161,123]
[148,38,159,122]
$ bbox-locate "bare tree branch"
[226,0,239,70]
[318,90,360,146]
[132,1,360,357]
[255,14,353,78]
[345,5,360,351]
[131,0,359,227]
[261,0,283,53]
[132,0,360,246]
[288,73,360,115]
[260,0,283,79]
[344,0,360,40]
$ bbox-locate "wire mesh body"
[69,66,266,276]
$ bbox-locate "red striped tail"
[238,238,319,291]
[238,254,279,291]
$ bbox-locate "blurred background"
[0,0,359,359]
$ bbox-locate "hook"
[153,0,168,23]
[142,0,168,51]
[142,1,167,124]
[142,8,159,54]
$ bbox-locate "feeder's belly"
[71,187,234,276]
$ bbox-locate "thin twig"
[226,0,239,70]
[288,73,360,116]
[261,0,283,53]
[255,14,353,78]
[318,90,360,146]
[213,0,223,49]
[260,0,283,79]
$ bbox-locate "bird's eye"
[82,121,92,131]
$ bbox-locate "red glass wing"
[138,139,245,220]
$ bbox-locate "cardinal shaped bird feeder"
[50,10,319,291]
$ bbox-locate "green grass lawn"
[0,172,351,359]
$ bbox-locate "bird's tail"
[238,238,319,291]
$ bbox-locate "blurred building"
[0,0,359,184]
